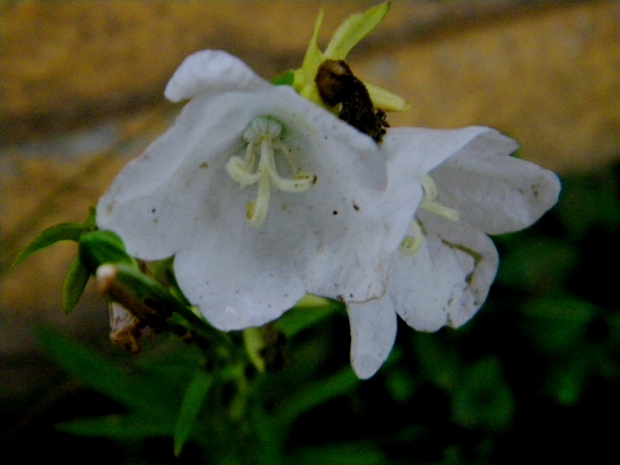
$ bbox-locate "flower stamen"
[225,116,316,227]
[420,175,460,221]
[400,176,460,257]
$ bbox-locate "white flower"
[347,127,561,378]
[97,50,393,331]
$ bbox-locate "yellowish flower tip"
[292,1,409,114]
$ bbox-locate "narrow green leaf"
[37,327,169,416]
[277,367,358,429]
[79,230,136,273]
[57,414,175,439]
[12,222,87,267]
[62,256,91,313]
[174,370,213,457]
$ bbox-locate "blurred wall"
[1,0,619,348]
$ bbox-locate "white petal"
[98,91,252,260]
[378,126,494,255]
[382,127,494,178]
[347,297,397,379]
[391,212,499,331]
[431,129,561,234]
[164,50,270,102]
[173,221,306,330]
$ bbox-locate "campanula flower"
[347,127,561,378]
[97,50,392,330]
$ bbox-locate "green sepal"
[324,1,390,59]
[110,263,180,305]
[271,70,295,86]
[79,230,137,273]
[101,264,214,342]
[174,370,213,457]
[149,256,192,307]
[62,255,91,314]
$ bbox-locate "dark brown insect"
[315,59,389,142]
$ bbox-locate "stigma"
[225,116,317,227]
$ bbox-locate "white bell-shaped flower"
[348,127,561,378]
[97,50,393,331]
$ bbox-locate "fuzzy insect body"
[315,59,388,142]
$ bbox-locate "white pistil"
[225,116,316,227]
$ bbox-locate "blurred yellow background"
[1,1,619,355]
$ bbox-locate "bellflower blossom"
[97,49,393,331]
[347,128,561,378]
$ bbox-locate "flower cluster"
[96,2,560,378]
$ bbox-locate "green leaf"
[57,414,175,439]
[12,221,88,267]
[546,355,587,405]
[37,327,170,417]
[451,357,515,430]
[385,368,417,403]
[414,333,460,390]
[174,370,213,457]
[271,70,294,86]
[62,256,91,313]
[496,236,578,292]
[557,172,620,240]
[521,296,595,353]
[291,442,385,465]
[79,230,136,273]
[277,367,358,430]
